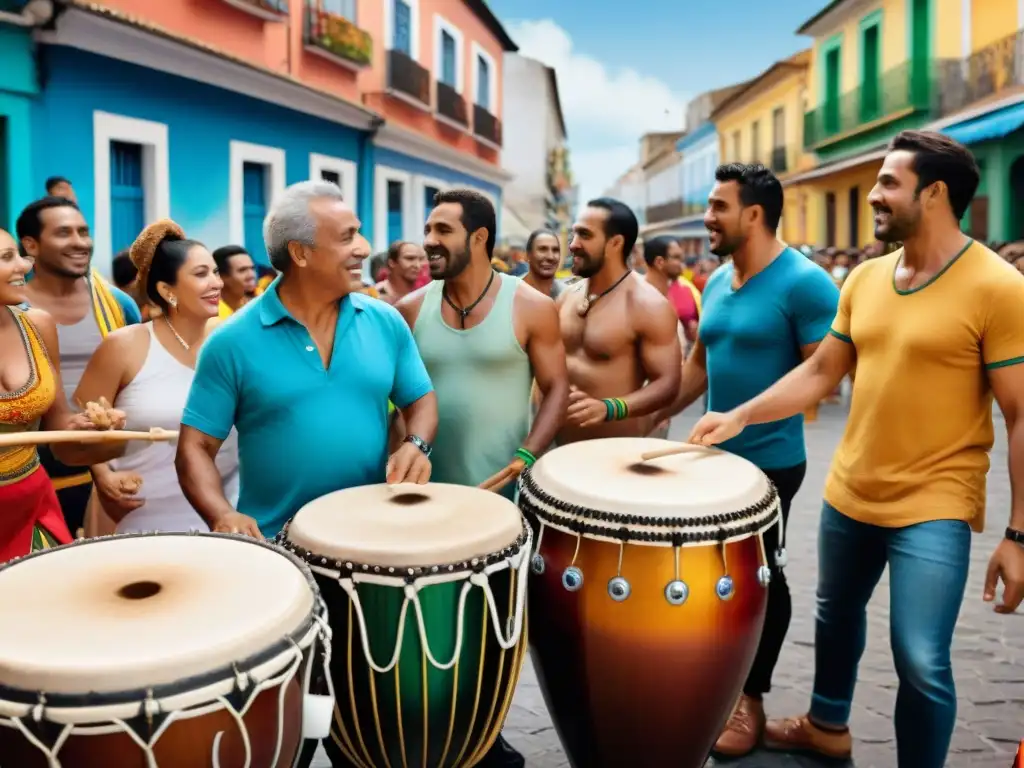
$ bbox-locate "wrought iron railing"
[305,2,372,66]
[473,104,502,145]
[436,81,468,126]
[935,29,1024,116]
[387,48,431,106]
[770,146,788,173]
[804,60,933,147]
[225,0,288,13]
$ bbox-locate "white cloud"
[507,19,688,205]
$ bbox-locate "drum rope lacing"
[278,520,532,674]
[0,531,332,768]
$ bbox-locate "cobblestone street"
[316,403,1023,767]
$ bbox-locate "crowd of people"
[0,129,1021,768]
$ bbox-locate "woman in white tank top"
[74,220,239,534]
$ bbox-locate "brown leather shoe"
[763,714,852,760]
[712,694,765,758]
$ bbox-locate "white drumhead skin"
[286,483,524,567]
[529,438,771,518]
[0,535,314,695]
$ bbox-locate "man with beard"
[212,245,258,317]
[643,235,699,342]
[522,228,564,299]
[650,163,839,758]
[554,198,681,444]
[689,132,1024,767]
[376,240,425,304]
[394,188,568,768]
[16,197,141,536]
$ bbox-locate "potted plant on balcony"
[310,5,372,67]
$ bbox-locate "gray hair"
[263,180,347,271]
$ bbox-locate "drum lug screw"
[757,565,772,587]
[530,553,546,575]
[715,575,735,601]
[607,576,631,602]
[775,548,788,568]
[664,580,689,606]
[561,566,584,592]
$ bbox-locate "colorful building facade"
[1,0,515,271]
[0,2,39,232]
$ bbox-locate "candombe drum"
[0,531,331,767]
[518,437,781,768]
[279,482,531,768]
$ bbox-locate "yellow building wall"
[805,0,908,108]
[782,184,821,245]
[972,0,1019,50]
[808,161,883,248]
[933,0,962,57]
[713,67,810,172]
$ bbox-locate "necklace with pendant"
[578,270,632,317]
[164,316,190,351]
[443,269,496,328]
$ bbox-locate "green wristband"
[515,447,538,467]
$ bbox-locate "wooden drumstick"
[0,427,178,448]
[640,443,703,462]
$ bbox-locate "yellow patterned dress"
[0,307,69,563]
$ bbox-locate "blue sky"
[491,0,827,203]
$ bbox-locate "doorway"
[825,191,837,246]
[1009,156,1024,240]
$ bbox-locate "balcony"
[305,3,372,70]
[435,81,469,129]
[387,48,431,109]
[219,0,288,22]
[804,60,932,149]
[646,199,685,224]
[473,104,502,147]
[935,29,1024,116]
[770,146,788,174]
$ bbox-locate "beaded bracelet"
[602,398,629,422]
[515,447,538,467]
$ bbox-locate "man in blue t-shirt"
[656,163,839,759]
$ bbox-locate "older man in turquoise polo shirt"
[176,180,437,539]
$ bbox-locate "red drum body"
[518,438,781,768]
[0,532,329,768]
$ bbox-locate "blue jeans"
[810,502,971,768]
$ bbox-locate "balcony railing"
[387,48,431,107]
[770,146,788,173]
[804,60,932,148]
[935,29,1024,116]
[220,0,287,20]
[646,199,685,224]
[305,3,372,68]
[473,104,502,146]
[436,81,468,127]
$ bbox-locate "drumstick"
[640,443,703,461]
[0,427,178,448]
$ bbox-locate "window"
[393,0,412,54]
[731,131,740,162]
[323,0,355,19]
[848,186,860,248]
[0,118,7,232]
[825,191,837,247]
[424,185,439,215]
[860,15,881,121]
[772,107,785,148]
[309,154,358,207]
[823,39,842,134]
[243,163,269,267]
[110,141,145,253]
[321,170,341,186]
[441,31,456,86]
[751,121,760,163]
[387,180,404,245]
[477,55,490,108]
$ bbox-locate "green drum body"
[280,483,531,768]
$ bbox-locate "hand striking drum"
[279,482,531,768]
[518,437,781,768]
[0,532,331,767]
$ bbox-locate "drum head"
[0,534,314,696]
[528,438,771,518]
[285,483,524,568]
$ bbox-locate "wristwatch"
[404,434,432,458]
[1006,527,1024,545]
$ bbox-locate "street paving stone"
[317,404,1024,767]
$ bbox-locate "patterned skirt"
[0,465,72,564]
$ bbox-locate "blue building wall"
[0,23,38,231]
[678,121,719,212]
[374,147,502,200]
[31,47,370,257]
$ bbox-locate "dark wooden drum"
[0,532,330,767]
[518,438,781,768]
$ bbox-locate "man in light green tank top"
[394,189,569,766]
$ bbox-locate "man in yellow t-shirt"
[688,131,1024,768]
